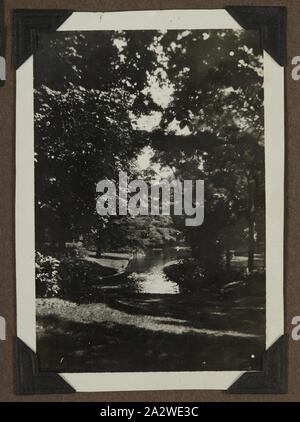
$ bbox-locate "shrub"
[35,252,61,298]
[36,250,117,303]
[65,243,86,259]
[163,258,207,293]
[59,257,109,303]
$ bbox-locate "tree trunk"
[248,214,255,273]
[225,249,232,273]
[247,178,256,274]
[57,222,67,251]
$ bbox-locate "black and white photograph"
[32,24,267,375]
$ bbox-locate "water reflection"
[126,247,190,295]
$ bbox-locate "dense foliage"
[35,252,61,297]
[34,29,265,291]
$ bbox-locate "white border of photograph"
[16,9,284,392]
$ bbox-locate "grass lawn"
[36,277,265,373]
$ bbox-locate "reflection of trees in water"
[125,247,192,294]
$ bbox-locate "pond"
[125,247,191,295]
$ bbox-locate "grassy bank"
[36,279,265,373]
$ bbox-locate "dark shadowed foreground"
[36,272,265,373]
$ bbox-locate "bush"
[36,250,117,303]
[59,257,114,303]
[65,243,85,259]
[35,252,61,298]
[58,258,92,302]
[164,258,207,293]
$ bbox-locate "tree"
[34,85,148,250]
[148,29,264,274]
[34,29,265,276]
[34,31,160,251]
